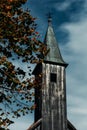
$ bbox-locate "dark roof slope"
[44,18,67,66]
[67,120,77,130]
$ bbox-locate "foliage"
[0,0,47,129]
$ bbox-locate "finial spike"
[47,12,52,25]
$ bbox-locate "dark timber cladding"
[42,63,67,130]
[33,17,67,130]
[32,16,77,130]
[41,16,67,130]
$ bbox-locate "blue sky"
[9,0,87,130]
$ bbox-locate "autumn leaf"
[0,0,47,129]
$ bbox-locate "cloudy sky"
[9,0,87,130]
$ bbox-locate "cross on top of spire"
[47,12,52,25]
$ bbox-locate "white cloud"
[59,6,87,130]
[54,0,76,11]
[63,20,87,53]
[54,2,70,11]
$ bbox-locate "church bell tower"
[33,16,68,130]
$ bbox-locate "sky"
[9,0,87,130]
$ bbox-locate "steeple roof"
[44,17,67,66]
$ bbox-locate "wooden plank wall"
[42,63,67,130]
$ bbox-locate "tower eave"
[32,63,42,75]
[44,60,68,68]
[32,61,68,76]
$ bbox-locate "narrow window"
[50,73,57,83]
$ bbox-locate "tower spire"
[44,17,68,67]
